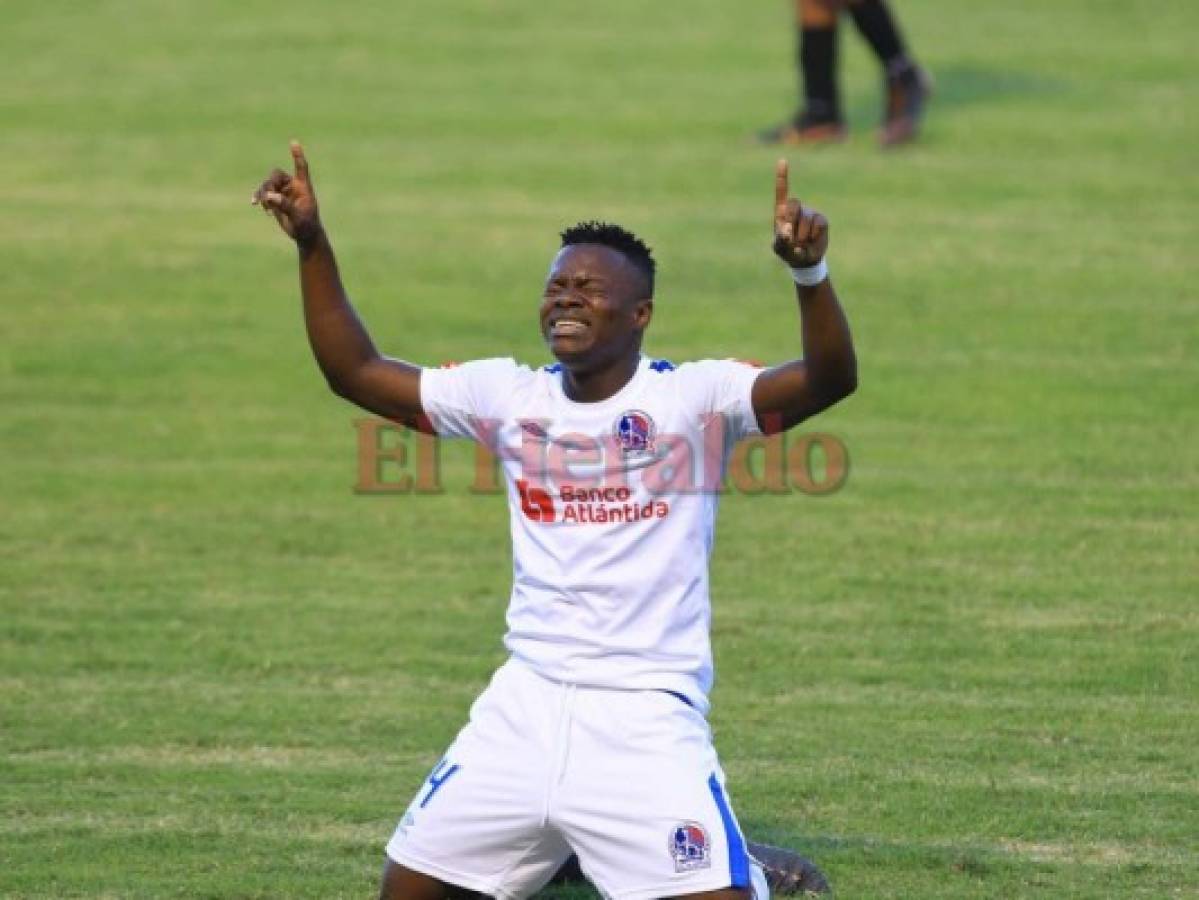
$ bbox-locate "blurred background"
[1,1,1195,896]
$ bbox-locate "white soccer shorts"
[386,658,762,900]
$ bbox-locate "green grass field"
[2,0,1196,896]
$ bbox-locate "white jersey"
[419,355,762,712]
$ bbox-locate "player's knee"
[670,888,754,900]
[379,859,483,900]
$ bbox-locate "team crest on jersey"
[614,409,656,457]
[669,821,712,872]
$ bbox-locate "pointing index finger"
[290,140,309,181]
[774,158,789,214]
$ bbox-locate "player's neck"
[561,353,641,404]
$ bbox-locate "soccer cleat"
[879,63,932,147]
[747,841,832,895]
[758,109,848,146]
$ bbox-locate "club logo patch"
[669,821,712,872]
[614,409,656,457]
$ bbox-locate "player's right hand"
[772,158,829,269]
[252,141,321,244]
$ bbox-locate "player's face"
[540,244,652,371]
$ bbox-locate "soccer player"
[253,143,857,899]
[760,0,932,147]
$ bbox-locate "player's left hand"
[772,158,829,268]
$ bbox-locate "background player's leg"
[845,0,931,145]
[797,0,845,135]
[846,0,908,71]
[761,0,847,144]
[378,859,487,900]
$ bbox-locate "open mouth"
[550,319,589,337]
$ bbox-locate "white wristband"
[789,258,829,287]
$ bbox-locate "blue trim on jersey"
[419,758,461,808]
[545,359,669,373]
[708,773,750,888]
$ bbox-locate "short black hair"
[560,221,655,296]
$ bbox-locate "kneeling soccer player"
[254,144,856,899]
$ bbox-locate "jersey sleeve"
[419,357,520,443]
[676,358,764,443]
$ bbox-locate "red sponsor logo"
[516,480,556,523]
[515,481,670,525]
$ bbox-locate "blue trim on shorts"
[663,690,696,709]
[707,773,750,888]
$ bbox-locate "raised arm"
[252,142,422,422]
[751,158,858,433]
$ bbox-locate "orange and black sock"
[799,25,841,123]
[847,0,912,76]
